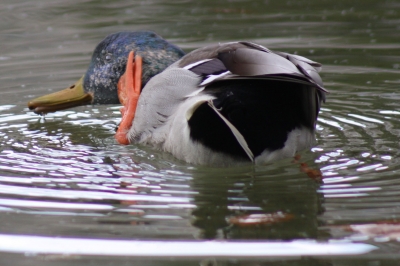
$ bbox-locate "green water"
[1,0,400,265]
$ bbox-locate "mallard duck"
[27,31,185,114]
[115,42,327,165]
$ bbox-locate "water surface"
[1,0,400,265]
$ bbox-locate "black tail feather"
[188,79,319,159]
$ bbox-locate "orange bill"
[115,51,142,145]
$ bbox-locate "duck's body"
[117,42,327,165]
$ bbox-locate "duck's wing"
[181,41,327,94]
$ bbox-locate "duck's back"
[127,42,327,165]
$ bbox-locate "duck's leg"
[115,51,142,145]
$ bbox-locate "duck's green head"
[28,31,185,114]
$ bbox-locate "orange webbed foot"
[115,51,142,145]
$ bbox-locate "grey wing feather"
[275,51,322,69]
[238,41,271,53]
[176,41,327,95]
[218,48,301,76]
[178,42,250,68]
[217,45,327,93]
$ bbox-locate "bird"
[115,41,328,166]
[27,31,185,114]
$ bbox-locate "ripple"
[0,184,192,203]
[318,186,381,198]
[0,198,114,210]
[0,234,377,257]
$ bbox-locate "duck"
[115,42,327,166]
[27,31,185,114]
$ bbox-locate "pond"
[1,0,400,265]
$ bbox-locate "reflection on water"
[0,234,377,256]
[2,0,400,264]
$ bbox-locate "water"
[1,0,400,265]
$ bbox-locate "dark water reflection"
[1,0,400,265]
[191,166,323,240]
